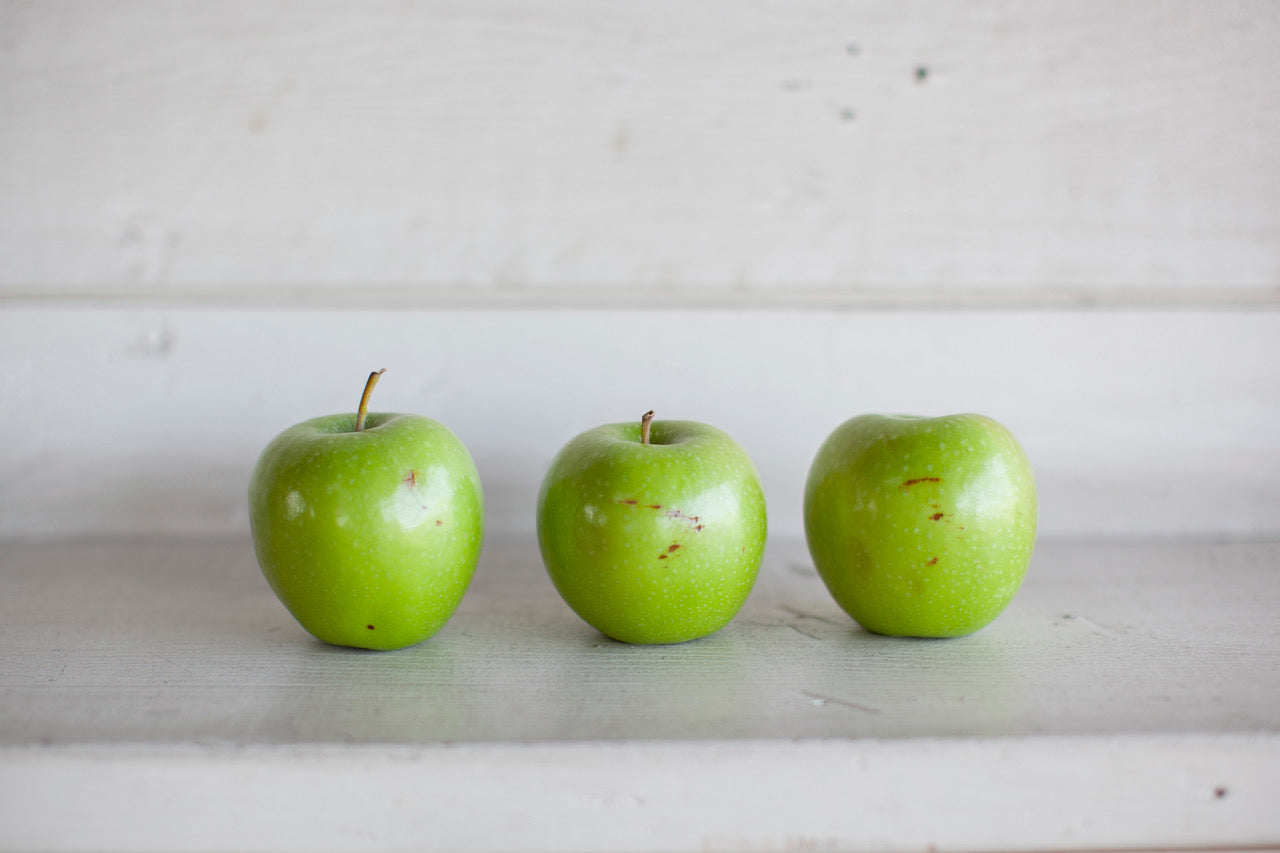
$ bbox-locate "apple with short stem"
[537,410,767,644]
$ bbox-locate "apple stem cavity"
[354,369,387,432]
[640,410,655,445]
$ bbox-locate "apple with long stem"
[249,370,484,650]
[537,411,767,644]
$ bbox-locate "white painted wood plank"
[2,737,1276,853]
[0,536,1277,851]
[2,538,1277,745]
[1,307,1277,539]
[3,1,1278,299]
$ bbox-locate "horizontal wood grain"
[4,537,1278,744]
[2,737,1275,852]
[2,306,1277,539]
[3,1,1279,300]
[0,536,1277,851]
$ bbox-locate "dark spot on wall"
[915,65,929,83]
[846,44,860,56]
[610,124,631,161]
[1214,786,1229,799]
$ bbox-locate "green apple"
[537,411,767,644]
[249,370,484,650]
[804,413,1036,638]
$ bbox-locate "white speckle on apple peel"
[284,490,306,520]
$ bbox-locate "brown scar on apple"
[403,470,416,488]
[435,520,444,526]
[902,477,941,488]
[619,501,707,531]
[665,508,706,531]
[927,557,938,566]
[929,512,944,521]
[367,624,376,630]
[667,544,681,552]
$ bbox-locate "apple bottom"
[256,534,479,651]
[813,543,1029,638]
[542,542,761,645]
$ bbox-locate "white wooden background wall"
[2,1,1278,541]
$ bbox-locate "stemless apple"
[538,411,767,644]
[249,370,484,650]
[804,413,1036,638]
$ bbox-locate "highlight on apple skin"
[803,413,1037,638]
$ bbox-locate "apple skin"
[537,419,767,645]
[249,412,483,650]
[804,414,1036,638]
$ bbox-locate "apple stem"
[355,369,386,432]
[640,410,655,445]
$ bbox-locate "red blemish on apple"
[927,557,938,566]
[902,477,941,488]
[649,504,663,509]
[668,544,681,552]
[435,520,444,526]
[403,471,416,488]
[929,512,944,521]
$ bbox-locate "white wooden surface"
[2,307,1278,541]
[1,536,1278,851]
[3,737,1276,853]
[5,536,1279,744]
[2,1,1278,302]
